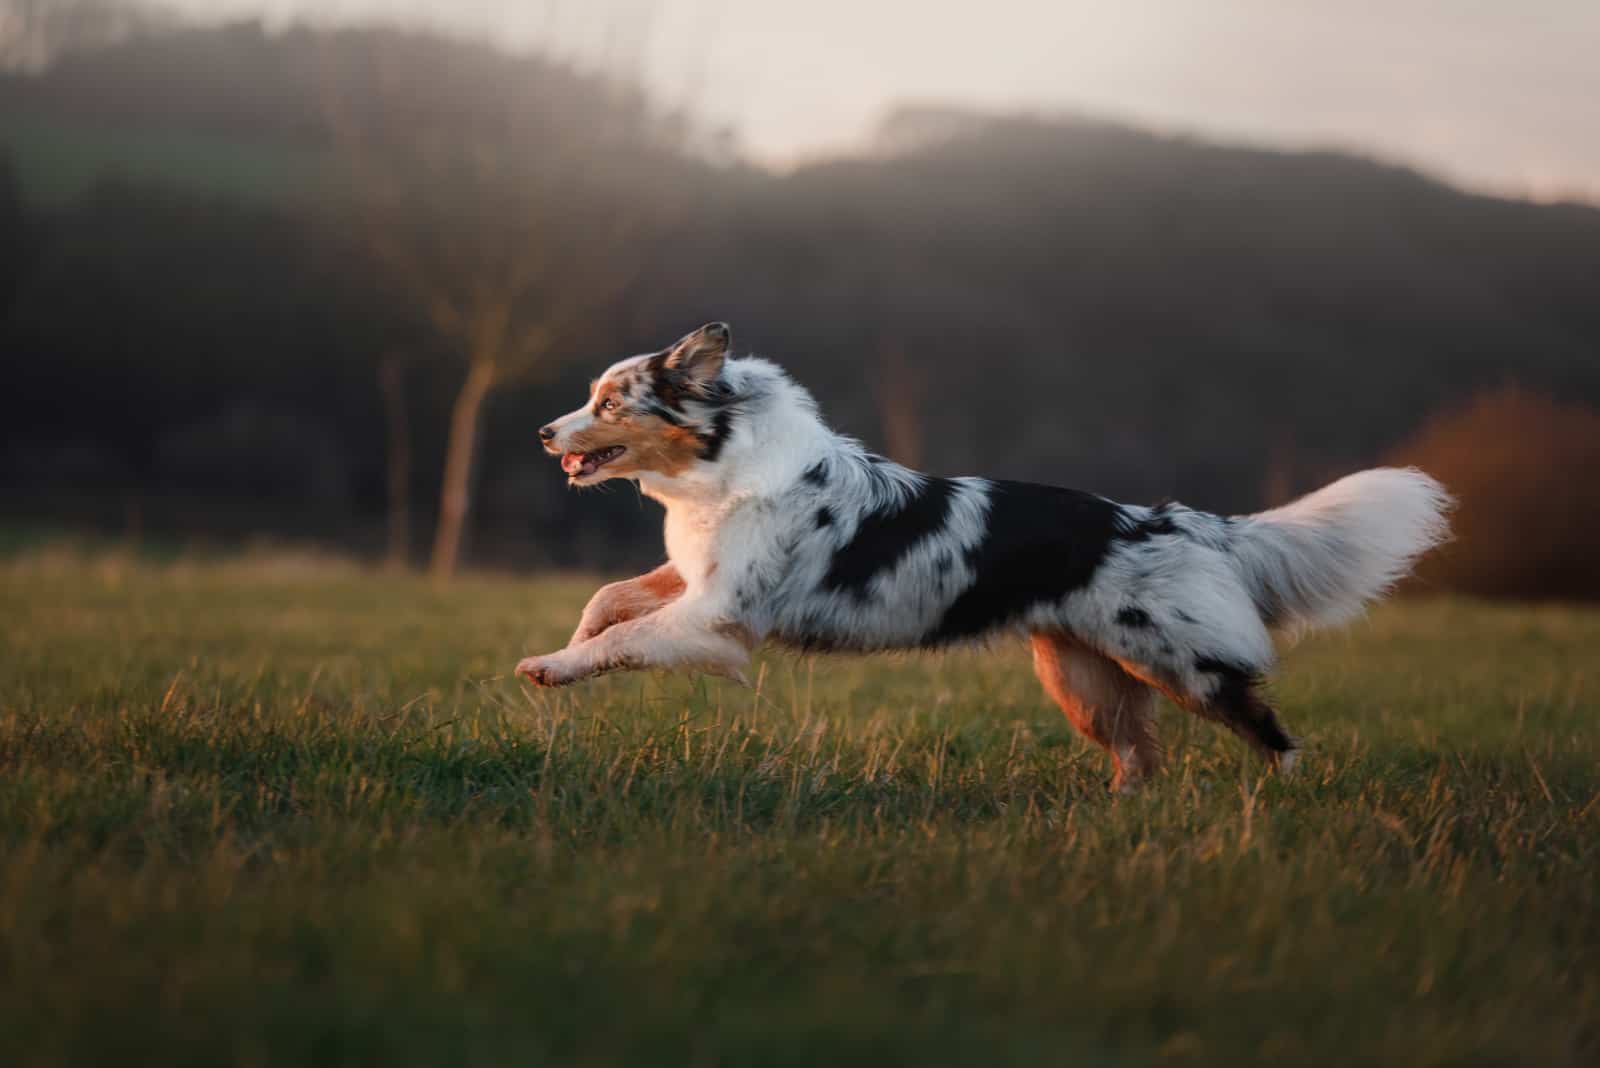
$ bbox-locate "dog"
[518,323,1451,791]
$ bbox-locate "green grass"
[1,552,1596,1066]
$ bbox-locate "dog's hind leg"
[1187,665,1298,774]
[1030,633,1162,793]
[1132,660,1296,775]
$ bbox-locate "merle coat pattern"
[521,323,1452,791]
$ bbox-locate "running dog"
[519,323,1451,791]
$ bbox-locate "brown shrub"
[1388,387,1600,599]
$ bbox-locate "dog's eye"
[600,397,618,413]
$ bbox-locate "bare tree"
[318,29,674,578]
[872,339,926,469]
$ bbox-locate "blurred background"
[1,0,1597,595]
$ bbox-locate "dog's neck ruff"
[637,357,840,509]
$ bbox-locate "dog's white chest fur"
[660,500,721,589]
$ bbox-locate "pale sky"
[171,0,1600,201]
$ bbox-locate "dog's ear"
[662,322,730,384]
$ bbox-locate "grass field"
[1,552,1596,1066]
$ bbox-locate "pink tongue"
[561,452,585,475]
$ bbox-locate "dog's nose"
[538,425,556,443]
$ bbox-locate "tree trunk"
[378,355,411,570]
[430,358,496,581]
[874,341,926,469]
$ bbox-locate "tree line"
[2,20,1598,593]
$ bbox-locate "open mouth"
[561,445,626,479]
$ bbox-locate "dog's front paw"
[517,653,579,688]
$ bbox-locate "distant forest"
[2,17,1598,589]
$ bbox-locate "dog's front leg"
[569,563,685,646]
[519,603,752,688]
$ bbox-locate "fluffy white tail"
[1228,467,1453,635]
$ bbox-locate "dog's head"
[539,322,735,486]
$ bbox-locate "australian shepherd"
[518,323,1451,791]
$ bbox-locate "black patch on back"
[1116,605,1153,628]
[927,481,1120,644]
[696,408,736,462]
[822,477,955,597]
[815,506,834,529]
[801,460,829,486]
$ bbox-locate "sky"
[169,0,1600,201]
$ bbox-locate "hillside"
[2,26,1598,570]
[692,109,1600,507]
